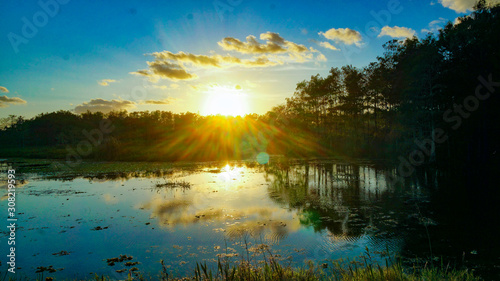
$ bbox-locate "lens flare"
[256,152,270,164]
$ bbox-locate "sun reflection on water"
[218,164,245,185]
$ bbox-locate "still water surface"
[0,160,498,279]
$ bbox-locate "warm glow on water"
[219,164,244,183]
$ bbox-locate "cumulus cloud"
[97,79,117,86]
[316,53,327,61]
[217,32,316,64]
[422,17,448,34]
[307,46,328,62]
[378,26,416,38]
[141,98,176,105]
[131,53,283,82]
[218,32,308,55]
[151,48,290,68]
[131,61,197,81]
[438,0,500,12]
[133,32,318,82]
[74,98,136,114]
[318,41,340,51]
[0,86,9,93]
[151,51,224,67]
[0,95,27,108]
[318,28,362,45]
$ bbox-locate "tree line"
[267,1,499,172]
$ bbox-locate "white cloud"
[316,53,327,61]
[318,28,362,45]
[97,79,117,86]
[438,0,500,13]
[318,41,340,51]
[422,17,448,34]
[0,86,9,93]
[378,26,416,38]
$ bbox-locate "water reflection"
[141,194,300,243]
[264,162,407,236]
[132,161,420,255]
[1,179,29,201]
[0,160,442,279]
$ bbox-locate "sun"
[202,85,248,116]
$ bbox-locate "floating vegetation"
[91,226,109,231]
[115,269,127,273]
[207,168,222,173]
[35,265,62,273]
[155,179,192,189]
[125,261,140,266]
[27,189,86,196]
[51,250,70,256]
[106,254,140,276]
[106,255,133,266]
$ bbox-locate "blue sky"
[0,0,485,118]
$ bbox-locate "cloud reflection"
[102,193,119,204]
[140,195,300,243]
[1,180,29,201]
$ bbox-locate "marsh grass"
[187,257,479,281]
[155,179,191,189]
[186,245,480,281]
[0,252,481,281]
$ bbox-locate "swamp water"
[0,160,499,279]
